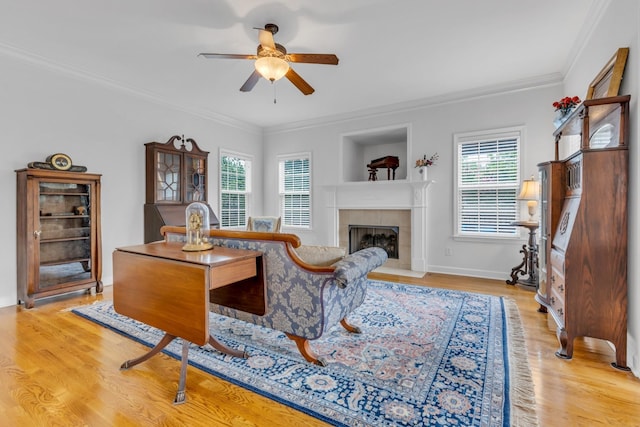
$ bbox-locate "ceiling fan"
[198,23,339,95]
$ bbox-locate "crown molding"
[264,73,563,135]
[0,36,573,138]
[562,0,612,78]
[0,41,262,135]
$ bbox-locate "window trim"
[453,126,525,241]
[219,149,253,229]
[278,151,312,230]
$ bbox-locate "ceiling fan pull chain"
[273,82,277,104]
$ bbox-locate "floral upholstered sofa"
[161,226,387,365]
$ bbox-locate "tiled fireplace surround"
[323,181,432,272]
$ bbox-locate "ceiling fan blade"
[287,54,339,65]
[198,53,257,60]
[240,70,261,92]
[258,29,276,50]
[285,68,314,95]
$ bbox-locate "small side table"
[506,220,539,290]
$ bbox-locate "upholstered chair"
[246,216,281,233]
[161,226,387,366]
[246,216,346,266]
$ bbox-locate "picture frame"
[586,47,629,99]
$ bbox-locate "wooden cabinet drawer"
[550,266,565,296]
[548,279,565,327]
[550,250,565,275]
[548,249,566,326]
[210,257,257,288]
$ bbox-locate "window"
[278,153,311,228]
[454,127,522,238]
[220,152,252,228]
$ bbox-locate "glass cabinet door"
[155,151,181,202]
[185,154,206,202]
[38,180,94,289]
[537,167,548,301]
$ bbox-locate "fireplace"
[338,209,411,270]
[349,225,399,259]
[324,181,432,272]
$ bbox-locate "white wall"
[0,51,263,308]
[262,0,640,376]
[263,83,563,277]
[563,0,639,375]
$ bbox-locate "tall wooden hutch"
[144,135,219,243]
[16,168,102,308]
[536,95,630,369]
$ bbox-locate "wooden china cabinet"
[16,168,102,308]
[144,135,219,243]
[535,95,630,369]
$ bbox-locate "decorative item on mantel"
[552,95,581,128]
[367,155,399,181]
[415,153,438,181]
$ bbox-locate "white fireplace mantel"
[323,180,433,272]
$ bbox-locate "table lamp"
[518,176,540,221]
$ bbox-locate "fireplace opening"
[348,225,399,259]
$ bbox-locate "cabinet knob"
[34,230,41,239]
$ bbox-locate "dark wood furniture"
[144,135,219,243]
[366,155,399,181]
[113,241,265,403]
[506,221,539,289]
[536,161,565,313]
[16,169,102,308]
[536,95,630,369]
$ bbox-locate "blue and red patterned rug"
[72,280,538,426]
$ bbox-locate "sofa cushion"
[294,245,347,266]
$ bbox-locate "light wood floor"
[1,273,639,426]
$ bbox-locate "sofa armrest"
[333,247,388,288]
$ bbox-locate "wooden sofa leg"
[285,333,327,366]
[340,318,362,334]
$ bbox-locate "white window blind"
[455,130,521,238]
[220,153,251,228]
[279,154,311,228]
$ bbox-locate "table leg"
[120,333,176,369]
[174,340,190,404]
[506,244,528,285]
[121,332,246,404]
[208,335,248,358]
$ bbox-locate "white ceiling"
[1,0,602,129]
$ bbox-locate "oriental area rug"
[72,280,538,427]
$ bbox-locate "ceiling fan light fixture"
[254,56,289,82]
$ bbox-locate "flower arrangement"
[553,96,581,115]
[415,153,438,168]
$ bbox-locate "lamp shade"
[517,178,539,200]
[254,57,289,82]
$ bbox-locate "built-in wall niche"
[341,126,408,183]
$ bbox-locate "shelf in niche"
[342,125,409,183]
[340,178,409,186]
